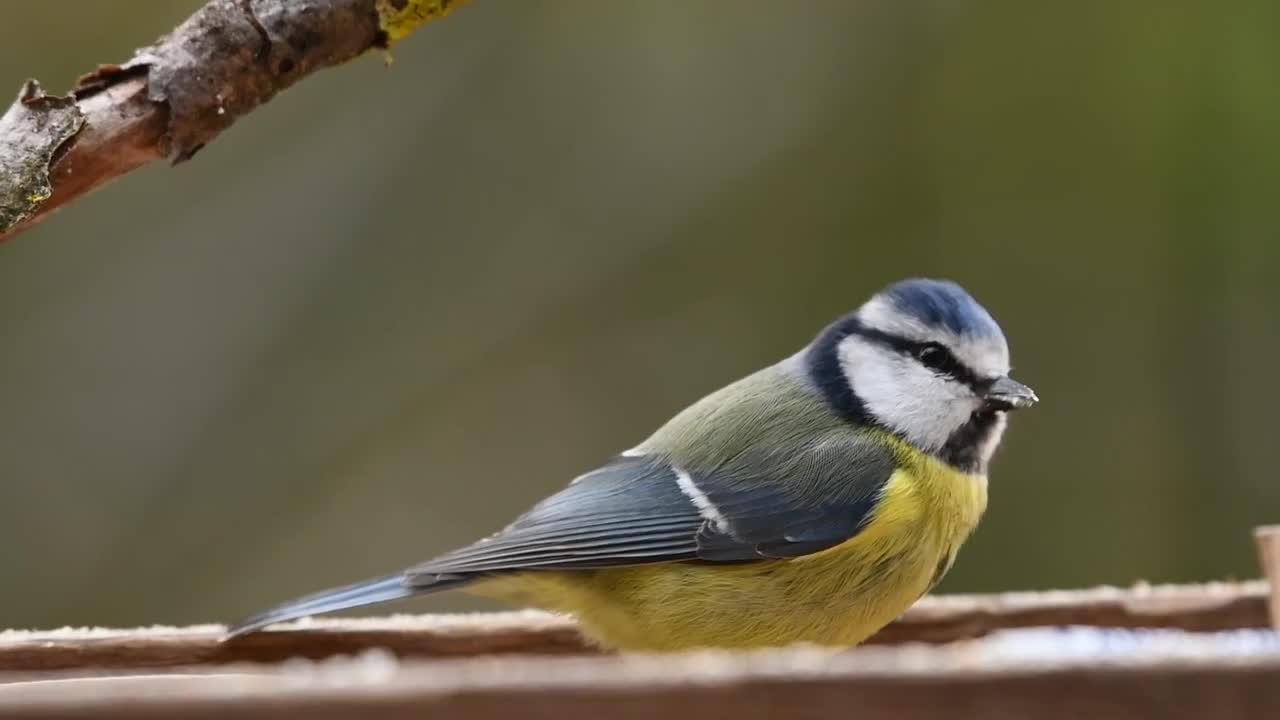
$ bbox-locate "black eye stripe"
[916,343,961,375]
[848,323,984,389]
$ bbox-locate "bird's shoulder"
[403,362,903,578]
[633,358,873,471]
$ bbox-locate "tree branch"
[0,0,467,243]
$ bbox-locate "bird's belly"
[477,535,946,651]
[474,465,985,651]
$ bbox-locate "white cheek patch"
[840,338,977,452]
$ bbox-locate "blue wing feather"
[228,435,895,635]
[407,440,893,580]
[226,574,433,637]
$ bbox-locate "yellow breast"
[475,447,987,651]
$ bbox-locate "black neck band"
[804,312,1000,473]
[804,313,874,424]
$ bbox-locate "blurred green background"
[1,1,1277,629]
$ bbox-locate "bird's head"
[807,278,1037,473]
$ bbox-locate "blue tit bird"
[227,278,1036,650]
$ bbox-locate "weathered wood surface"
[1255,527,1280,629]
[1,627,1278,719]
[0,581,1267,673]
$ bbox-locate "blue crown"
[880,278,1003,339]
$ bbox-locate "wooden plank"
[1255,526,1280,629]
[0,581,1267,673]
[1,629,1278,719]
[0,612,586,674]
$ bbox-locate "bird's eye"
[915,343,954,374]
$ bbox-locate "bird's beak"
[983,376,1038,411]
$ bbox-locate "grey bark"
[0,0,417,242]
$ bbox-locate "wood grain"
[0,581,1267,673]
[1,632,1278,719]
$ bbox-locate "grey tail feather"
[224,573,462,639]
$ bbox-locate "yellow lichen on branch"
[376,0,471,44]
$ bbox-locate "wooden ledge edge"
[0,580,1268,674]
[1254,526,1280,629]
[2,629,1279,719]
